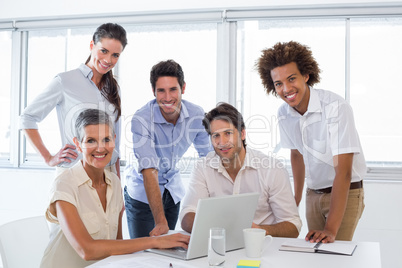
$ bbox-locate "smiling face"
[154,76,186,124]
[86,38,123,79]
[210,119,246,165]
[270,62,311,115]
[74,124,115,173]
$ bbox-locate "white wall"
[0,168,401,268]
[1,0,402,20]
[0,169,54,224]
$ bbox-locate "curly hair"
[256,41,321,96]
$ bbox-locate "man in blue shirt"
[125,60,212,238]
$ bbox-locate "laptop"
[146,192,260,260]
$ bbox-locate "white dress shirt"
[40,161,124,268]
[179,148,302,232]
[278,88,366,190]
[19,64,121,168]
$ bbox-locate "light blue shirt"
[19,64,121,168]
[126,99,213,204]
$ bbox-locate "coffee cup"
[243,228,273,258]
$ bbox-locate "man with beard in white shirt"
[180,102,301,237]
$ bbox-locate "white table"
[87,237,381,268]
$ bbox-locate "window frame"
[1,3,400,179]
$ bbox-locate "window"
[0,31,12,162]
[118,23,217,164]
[3,7,402,177]
[23,28,93,164]
[237,19,346,162]
[20,23,217,168]
[349,17,402,165]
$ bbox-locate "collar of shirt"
[151,99,190,124]
[78,63,94,80]
[71,161,112,188]
[287,87,322,117]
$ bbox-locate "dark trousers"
[124,186,180,238]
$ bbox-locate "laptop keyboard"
[155,246,188,258]
[165,246,187,253]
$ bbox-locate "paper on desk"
[92,256,194,268]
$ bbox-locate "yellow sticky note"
[237,259,261,267]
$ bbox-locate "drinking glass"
[208,227,225,267]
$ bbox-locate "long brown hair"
[85,23,128,121]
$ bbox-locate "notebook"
[279,238,357,255]
[146,192,260,260]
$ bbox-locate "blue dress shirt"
[126,99,213,204]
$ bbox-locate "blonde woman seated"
[41,109,190,268]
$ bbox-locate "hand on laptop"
[154,233,190,249]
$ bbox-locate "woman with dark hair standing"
[20,23,127,176]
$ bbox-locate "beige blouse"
[40,161,123,268]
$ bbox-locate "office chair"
[0,216,49,268]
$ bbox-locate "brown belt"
[312,180,363,194]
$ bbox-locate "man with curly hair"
[257,41,366,243]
